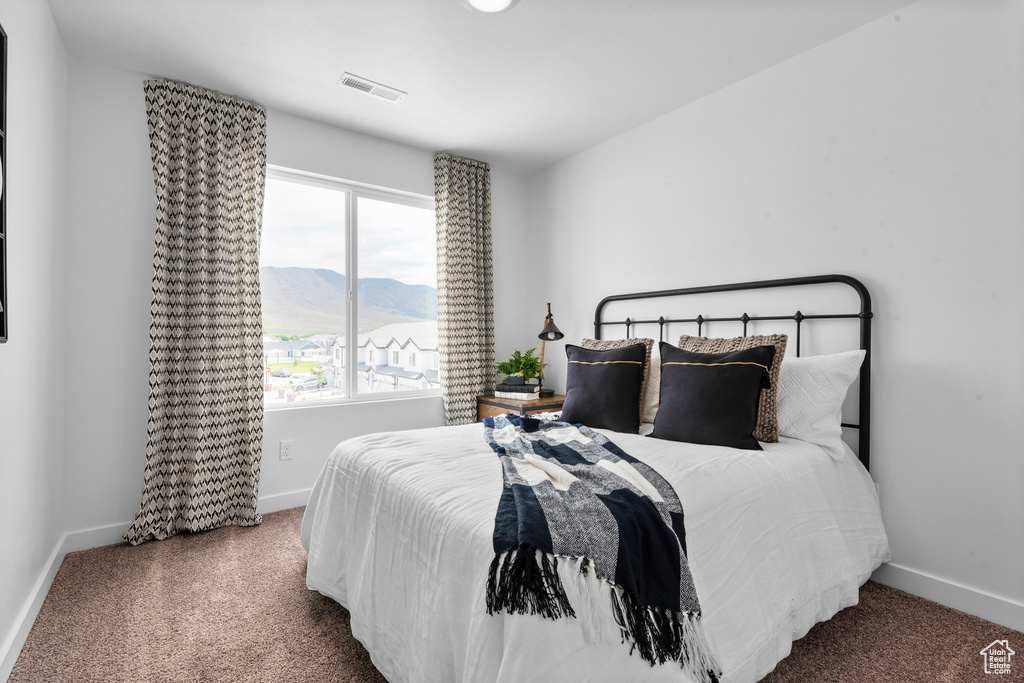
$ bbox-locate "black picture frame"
[0,21,7,342]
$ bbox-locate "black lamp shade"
[538,303,564,341]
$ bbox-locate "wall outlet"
[280,439,294,461]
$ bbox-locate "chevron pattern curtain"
[435,152,495,425]
[124,80,267,545]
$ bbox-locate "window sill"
[263,389,442,412]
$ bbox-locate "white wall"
[0,0,69,673]
[61,59,532,533]
[62,59,155,535]
[528,0,1024,626]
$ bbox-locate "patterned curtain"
[124,79,267,545]
[435,152,494,425]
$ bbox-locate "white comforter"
[301,423,889,683]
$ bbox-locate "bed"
[301,274,889,683]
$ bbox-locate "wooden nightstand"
[477,394,565,421]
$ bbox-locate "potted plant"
[496,349,543,395]
[504,370,527,386]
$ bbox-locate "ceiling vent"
[337,73,406,103]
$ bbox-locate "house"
[325,322,440,393]
[262,338,328,363]
[323,333,367,391]
[295,340,329,360]
[2,0,1022,677]
[358,322,440,393]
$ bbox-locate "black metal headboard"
[594,274,873,469]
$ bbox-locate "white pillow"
[641,343,661,424]
[776,350,865,460]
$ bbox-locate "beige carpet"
[10,507,1022,682]
[11,507,385,683]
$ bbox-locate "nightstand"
[477,393,566,421]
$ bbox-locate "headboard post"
[857,298,872,471]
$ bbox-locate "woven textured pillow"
[641,343,661,425]
[581,337,654,423]
[677,333,787,443]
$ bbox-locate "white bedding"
[301,423,889,683]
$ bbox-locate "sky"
[259,176,437,288]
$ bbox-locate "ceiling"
[47,0,915,173]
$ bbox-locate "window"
[408,352,417,367]
[392,351,400,366]
[259,167,437,407]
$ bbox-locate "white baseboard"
[257,488,312,515]
[1,490,311,680]
[0,534,66,682]
[871,562,1024,632]
[1,521,129,681]
[62,521,130,554]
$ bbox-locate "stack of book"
[495,383,541,400]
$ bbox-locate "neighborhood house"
[263,321,439,401]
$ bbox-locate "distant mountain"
[260,266,436,335]
[359,278,438,321]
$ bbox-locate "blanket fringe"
[486,544,576,620]
[569,556,610,645]
[610,587,722,683]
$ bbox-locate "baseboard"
[63,521,130,554]
[0,520,130,681]
[872,562,1024,632]
[0,533,66,682]
[258,488,311,515]
[1,490,311,680]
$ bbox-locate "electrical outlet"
[280,439,294,461]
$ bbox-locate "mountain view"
[260,266,437,335]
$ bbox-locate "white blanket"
[301,424,889,683]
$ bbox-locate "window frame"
[264,165,440,409]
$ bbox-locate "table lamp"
[537,303,564,397]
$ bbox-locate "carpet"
[10,507,1022,682]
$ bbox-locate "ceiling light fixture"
[465,0,520,13]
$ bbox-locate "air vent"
[337,72,406,103]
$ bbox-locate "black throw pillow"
[651,342,776,450]
[559,343,647,433]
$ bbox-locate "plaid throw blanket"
[483,414,721,683]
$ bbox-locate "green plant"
[266,359,320,375]
[496,348,542,382]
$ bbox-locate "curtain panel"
[434,152,495,425]
[124,79,267,545]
